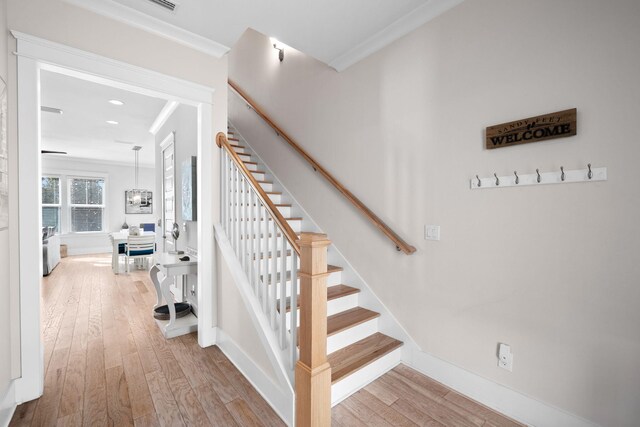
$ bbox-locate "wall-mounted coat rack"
[470,164,607,190]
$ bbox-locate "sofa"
[42,227,60,276]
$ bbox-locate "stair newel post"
[295,232,332,427]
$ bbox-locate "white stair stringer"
[227,121,418,409]
[213,224,295,424]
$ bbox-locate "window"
[69,177,105,232]
[41,176,61,232]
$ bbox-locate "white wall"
[42,156,156,255]
[155,105,199,307]
[3,0,227,409]
[228,1,640,426]
[155,105,198,252]
[0,0,16,422]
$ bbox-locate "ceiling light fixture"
[270,37,285,62]
[106,120,119,125]
[109,99,125,106]
[129,146,144,205]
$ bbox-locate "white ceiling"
[65,0,464,71]
[40,70,166,167]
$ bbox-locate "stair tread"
[328,264,343,273]
[296,307,379,345]
[278,284,360,312]
[328,333,403,384]
[230,144,245,149]
[243,160,258,165]
[328,307,379,337]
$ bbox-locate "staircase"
[220,124,404,408]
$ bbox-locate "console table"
[150,252,198,339]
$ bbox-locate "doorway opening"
[14,32,217,404]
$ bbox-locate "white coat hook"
[471,165,607,190]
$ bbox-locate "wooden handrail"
[228,80,417,255]
[217,132,301,255]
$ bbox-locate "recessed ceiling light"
[106,120,119,125]
[109,99,124,106]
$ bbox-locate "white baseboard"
[405,349,599,427]
[216,329,294,426]
[66,246,111,256]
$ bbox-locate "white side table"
[150,252,198,339]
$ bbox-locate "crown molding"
[63,0,230,58]
[41,154,155,169]
[328,0,465,72]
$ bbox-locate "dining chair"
[125,235,156,273]
[109,234,127,274]
[140,223,156,232]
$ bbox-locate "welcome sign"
[485,108,577,149]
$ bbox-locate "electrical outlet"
[425,225,440,241]
[498,343,513,372]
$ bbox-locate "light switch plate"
[425,225,440,241]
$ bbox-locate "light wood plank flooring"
[332,364,525,427]
[9,254,285,427]
[9,254,524,427]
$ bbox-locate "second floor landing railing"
[228,80,417,255]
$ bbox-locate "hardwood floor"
[9,254,285,427]
[9,253,523,427]
[332,364,525,427]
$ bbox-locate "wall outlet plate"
[498,343,513,371]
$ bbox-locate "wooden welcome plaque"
[486,108,577,149]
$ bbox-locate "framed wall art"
[125,189,153,214]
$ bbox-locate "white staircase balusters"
[219,148,300,372]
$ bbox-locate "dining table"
[109,230,156,274]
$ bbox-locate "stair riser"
[226,218,301,234]
[226,204,290,218]
[330,347,402,406]
[260,273,343,298]
[327,318,379,354]
[284,292,359,328]
[286,318,379,353]
[259,182,273,192]
[244,162,259,171]
[266,194,282,204]
[233,147,249,154]
[251,171,266,180]
[264,269,340,285]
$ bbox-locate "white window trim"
[41,170,109,235]
[41,174,62,232]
